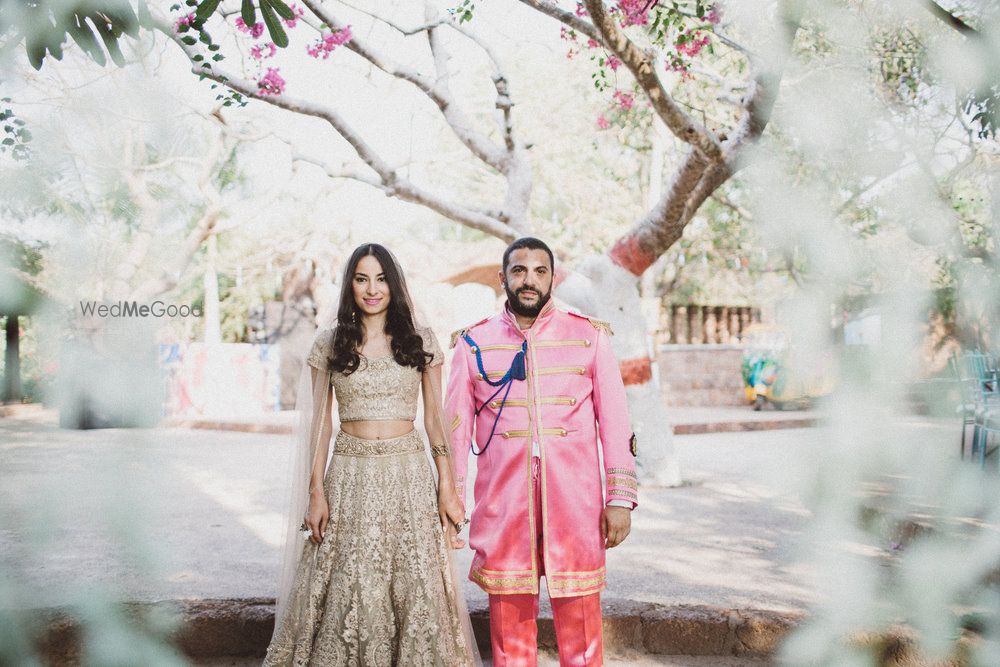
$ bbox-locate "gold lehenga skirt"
[263,430,473,666]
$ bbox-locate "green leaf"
[69,17,107,66]
[196,0,222,23]
[269,0,295,21]
[181,35,197,45]
[92,16,127,67]
[2,138,14,146]
[241,0,256,27]
[259,1,288,48]
[212,54,223,61]
[193,53,204,61]
[105,2,141,38]
[25,35,47,70]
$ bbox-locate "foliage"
[0,97,30,160]
[0,0,143,69]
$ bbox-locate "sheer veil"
[270,248,482,666]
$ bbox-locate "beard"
[505,283,552,318]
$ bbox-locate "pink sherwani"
[445,300,638,599]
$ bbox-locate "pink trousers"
[488,457,603,666]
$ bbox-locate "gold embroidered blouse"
[306,326,444,422]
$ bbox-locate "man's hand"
[601,506,631,549]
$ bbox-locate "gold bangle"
[430,443,450,457]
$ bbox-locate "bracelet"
[430,442,450,457]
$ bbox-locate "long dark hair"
[329,243,433,375]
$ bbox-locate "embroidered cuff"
[606,466,638,508]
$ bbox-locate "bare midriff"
[340,420,415,440]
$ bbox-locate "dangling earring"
[351,309,357,324]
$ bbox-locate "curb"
[0,403,44,418]
[163,418,291,434]
[26,597,804,664]
[672,418,817,435]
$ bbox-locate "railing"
[658,305,762,345]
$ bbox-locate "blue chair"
[967,351,1000,468]
[951,352,981,460]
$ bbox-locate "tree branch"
[582,0,725,162]
[515,0,602,42]
[290,152,382,189]
[710,192,752,220]
[334,0,448,36]
[300,0,510,173]
[605,1,803,276]
[155,13,520,241]
[925,0,977,36]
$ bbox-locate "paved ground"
[0,408,968,664]
[0,408,819,614]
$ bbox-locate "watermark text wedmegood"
[78,300,203,318]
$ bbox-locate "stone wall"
[657,344,747,407]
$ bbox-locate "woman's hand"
[438,489,466,549]
[306,490,329,545]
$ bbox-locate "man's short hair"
[502,237,555,274]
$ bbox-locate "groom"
[445,237,638,666]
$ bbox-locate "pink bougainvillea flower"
[284,3,305,28]
[597,114,610,129]
[586,38,599,49]
[676,30,711,57]
[236,17,266,39]
[306,25,353,59]
[618,0,650,26]
[251,42,277,60]
[559,26,577,42]
[706,7,721,25]
[174,12,195,32]
[665,59,695,81]
[575,2,588,17]
[607,55,622,71]
[613,89,635,110]
[258,67,286,96]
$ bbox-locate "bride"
[263,243,481,666]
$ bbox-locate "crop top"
[305,326,444,422]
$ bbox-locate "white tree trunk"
[203,235,222,345]
[557,255,683,487]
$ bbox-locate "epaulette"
[450,316,491,348]
[567,310,614,336]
